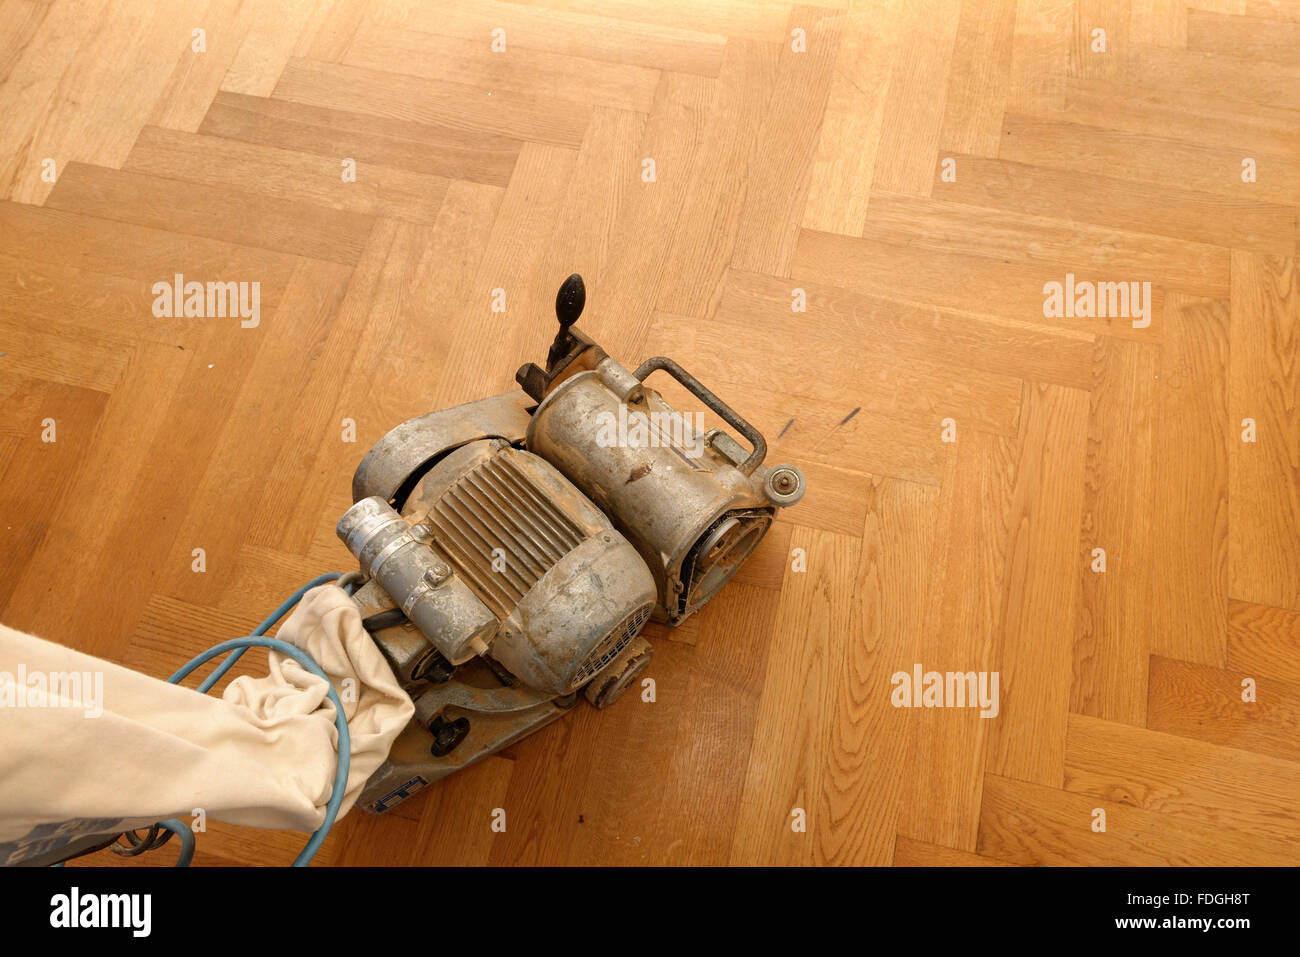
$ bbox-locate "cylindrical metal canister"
[337,497,498,664]
[526,369,771,622]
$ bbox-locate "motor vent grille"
[572,602,652,688]
[428,448,585,619]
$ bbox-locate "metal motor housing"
[526,355,805,624]
[340,439,656,695]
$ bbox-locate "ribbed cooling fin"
[428,448,585,619]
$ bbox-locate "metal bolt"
[764,465,805,505]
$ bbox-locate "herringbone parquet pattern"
[2,0,1299,866]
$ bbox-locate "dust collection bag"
[0,584,413,866]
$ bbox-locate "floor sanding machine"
[339,275,807,813]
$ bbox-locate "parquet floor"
[3,0,1299,866]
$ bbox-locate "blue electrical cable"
[155,573,349,867]
[48,575,350,868]
[197,572,341,693]
[167,633,351,867]
[157,818,195,866]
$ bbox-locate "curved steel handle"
[632,356,766,476]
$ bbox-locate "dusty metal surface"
[413,443,658,694]
[423,445,594,619]
[338,496,498,664]
[632,355,767,475]
[527,369,778,623]
[583,634,653,709]
[358,698,572,813]
[412,679,554,723]
[350,389,534,505]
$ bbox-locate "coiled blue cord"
[168,633,350,866]
[160,572,350,867]
[196,572,342,692]
[157,818,195,866]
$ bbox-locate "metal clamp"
[632,357,766,476]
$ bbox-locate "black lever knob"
[546,273,585,372]
[555,273,585,329]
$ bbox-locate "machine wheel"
[583,637,653,710]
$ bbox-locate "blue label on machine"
[372,775,430,813]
